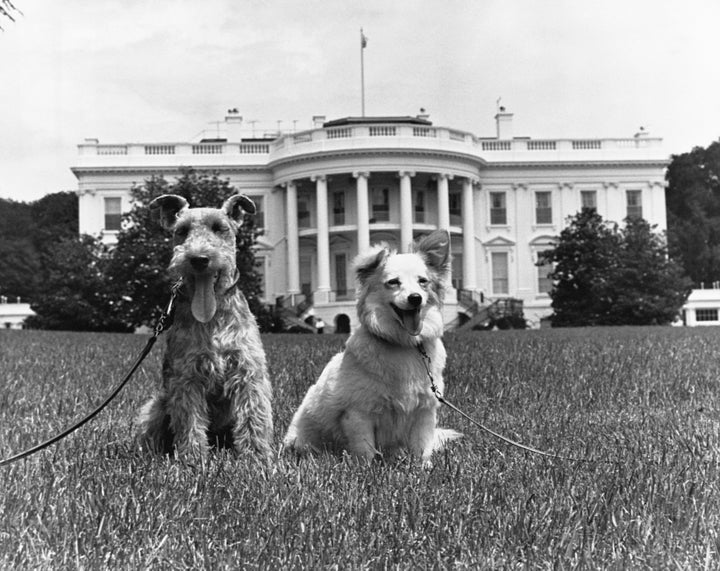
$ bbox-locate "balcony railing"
[77,124,664,166]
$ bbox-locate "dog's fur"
[283,230,460,464]
[136,193,273,459]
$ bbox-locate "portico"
[281,169,478,305]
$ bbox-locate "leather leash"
[0,279,182,467]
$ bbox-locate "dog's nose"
[190,256,210,271]
[408,293,423,308]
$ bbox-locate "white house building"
[72,109,668,331]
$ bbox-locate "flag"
[361,29,368,49]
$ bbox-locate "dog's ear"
[149,194,189,230]
[354,246,388,284]
[414,230,451,276]
[222,194,256,223]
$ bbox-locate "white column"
[399,171,415,252]
[285,181,300,295]
[462,177,477,290]
[437,173,451,229]
[354,171,370,254]
[313,175,331,302]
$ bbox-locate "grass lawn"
[1,326,719,568]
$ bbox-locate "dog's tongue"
[191,274,217,323]
[403,308,423,336]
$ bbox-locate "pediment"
[483,236,516,247]
[529,234,556,246]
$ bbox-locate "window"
[449,191,462,225]
[491,252,509,294]
[627,190,643,219]
[249,196,264,229]
[104,197,122,231]
[333,191,345,225]
[298,193,311,228]
[371,188,389,222]
[414,190,425,223]
[452,253,463,291]
[334,253,348,298]
[536,253,553,294]
[580,190,597,210]
[535,192,552,224]
[300,255,312,297]
[696,309,718,322]
[490,192,507,225]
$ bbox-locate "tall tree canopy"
[26,235,130,332]
[0,192,78,302]
[666,140,720,286]
[540,208,620,327]
[540,208,691,327]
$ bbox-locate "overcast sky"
[1,0,718,202]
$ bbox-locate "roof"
[323,116,433,128]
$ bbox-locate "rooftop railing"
[76,123,664,163]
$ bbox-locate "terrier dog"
[283,230,460,465]
[136,193,273,458]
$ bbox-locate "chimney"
[225,109,243,141]
[312,115,326,129]
[495,107,513,139]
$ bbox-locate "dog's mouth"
[391,303,423,336]
[190,271,220,323]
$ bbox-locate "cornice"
[70,164,271,177]
[267,147,487,170]
[484,159,670,169]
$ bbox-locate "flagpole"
[360,28,366,117]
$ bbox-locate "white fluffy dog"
[283,229,460,464]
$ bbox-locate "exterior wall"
[0,301,35,329]
[681,289,720,327]
[72,115,669,330]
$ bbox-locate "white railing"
[481,140,512,151]
[412,127,437,138]
[192,144,223,154]
[369,126,397,137]
[77,124,663,163]
[145,145,176,155]
[97,145,128,155]
[327,127,353,139]
[239,143,270,154]
[571,140,602,150]
[527,140,557,151]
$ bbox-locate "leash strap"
[0,279,182,468]
[417,343,609,464]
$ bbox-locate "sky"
[1,0,719,202]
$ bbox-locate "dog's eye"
[418,277,429,286]
[174,226,189,240]
[386,278,401,287]
[212,222,229,234]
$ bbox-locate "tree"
[540,208,691,327]
[0,198,37,299]
[665,140,720,286]
[609,217,692,325]
[540,208,621,327]
[0,1,19,30]
[26,235,131,332]
[0,192,78,302]
[103,167,270,330]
